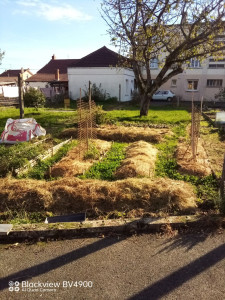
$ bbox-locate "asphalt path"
[1,230,225,300]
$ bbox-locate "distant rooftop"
[70,46,124,68]
[27,56,79,82]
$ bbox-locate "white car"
[152,90,175,101]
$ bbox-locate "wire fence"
[77,84,97,157]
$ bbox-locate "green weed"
[80,142,127,180]
[19,140,77,180]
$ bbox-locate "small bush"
[83,83,117,102]
[24,88,46,108]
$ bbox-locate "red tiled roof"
[70,46,124,68]
[27,59,79,82]
[0,69,33,77]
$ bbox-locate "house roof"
[27,58,79,82]
[0,69,33,77]
[70,46,126,68]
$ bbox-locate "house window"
[207,79,223,87]
[126,79,129,94]
[188,58,201,68]
[171,79,177,87]
[187,80,198,91]
[209,58,225,62]
[208,64,225,69]
[150,58,158,69]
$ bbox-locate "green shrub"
[24,88,46,108]
[82,83,117,102]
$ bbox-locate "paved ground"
[1,230,225,300]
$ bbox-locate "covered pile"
[0,177,197,215]
[115,141,158,179]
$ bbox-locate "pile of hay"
[97,125,172,143]
[59,126,172,143]
[176,138,212,177]
[51,139,111,177]
[115,141,158,179]
[0,177,197,215]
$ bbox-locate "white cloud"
[14,0,92,21]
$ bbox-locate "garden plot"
[176,138,212,177]
[0,177,197,216]
[115,141,158,179]
[51,139,111,177]
[59,125,173,143]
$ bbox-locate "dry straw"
[51,139,111,177]
[0,177,197,215]
[176,138,212,177]
[115,141,158,179]
[60,126,172,143]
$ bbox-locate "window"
[171,79,177,87]
[188,58,201,68]
[150,58,158,69]
[207,79,223,87]
[209,58,225,62]
[208,64,225,69]
[187,80,198,91]
[125,79,129,94]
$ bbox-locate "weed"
[80,142,127,180]
[84,143,100,160]
[20,140,77,180]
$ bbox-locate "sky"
[0,0,117,74]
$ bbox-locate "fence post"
[220,154,225,202]
[18,69,24,119]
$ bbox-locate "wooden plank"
[15,138,72,175]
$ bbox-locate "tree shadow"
[0,235,126,291]
[129,237,225,299]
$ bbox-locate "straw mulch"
[176,138,212,177]
[59,126,172,143]
[0,177,197,215]
[115,141,158,179]
[51,139,111,177]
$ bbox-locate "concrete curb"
[1,214,225,242]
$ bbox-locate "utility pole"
[18,68,24,119]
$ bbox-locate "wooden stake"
[18,70,24,119]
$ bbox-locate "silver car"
[152,90,175,101]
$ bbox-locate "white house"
[68,46,135,102]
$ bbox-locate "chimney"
[52,54,56,60]
[55,69,59,81]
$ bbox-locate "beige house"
[149,56,225,102]
[0,68,33,87]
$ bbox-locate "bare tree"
[101,0,225,116]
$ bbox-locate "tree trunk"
[140,93,150,116]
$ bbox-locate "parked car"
[152,90,175,101]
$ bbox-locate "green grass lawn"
[103,106,191,125]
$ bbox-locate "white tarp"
[2,86,19,98]
[215,112,225,124]
[0,118,46,144]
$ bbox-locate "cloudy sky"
[0,0,117,73]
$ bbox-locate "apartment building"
[149,56,225,102]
